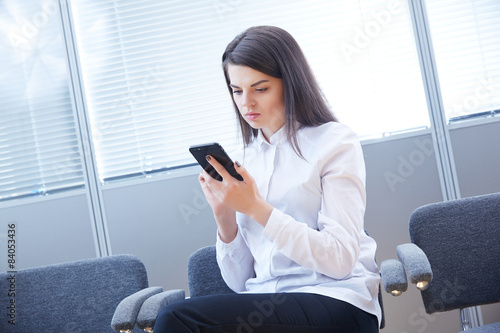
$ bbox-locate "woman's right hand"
[199,171,238,243]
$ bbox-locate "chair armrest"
[397,243,433,290]
[111,286,163,332]
[380,259,408,296]
[137,289,185,331]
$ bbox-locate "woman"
[154,26,381,332]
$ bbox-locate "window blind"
[0,0,85,202]
[425,0,500,123]
[69,0,429,183]
[69,1,241,182]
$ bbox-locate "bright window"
[0,0,84,201]
[426,0,500,123]
[7,1,496,195]
[69,0,430,183]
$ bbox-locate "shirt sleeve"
[215,227,255,292]
[262,127,366,279]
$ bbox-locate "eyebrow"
[229,80,270,89]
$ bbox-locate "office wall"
[0,193,96,271]
[1,120,499,332]
[450,120,500,198]
[101,172,217,290]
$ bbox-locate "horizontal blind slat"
[0,0,85,202]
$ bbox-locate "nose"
[240,91,255,109]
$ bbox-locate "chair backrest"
[187,245,235,297]
[0,254,148,332]
[409,192,500,314]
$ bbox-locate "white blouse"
[216,121,382,325]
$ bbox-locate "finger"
[205,155,232,181]
[201,169,220,192]
[198,172,207,183]
[234,161,253,183]
[200,169,213,184]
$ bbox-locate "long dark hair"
[222,26,337,156]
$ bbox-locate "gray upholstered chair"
[110,246,231,333]
[110,247,232,332]
[380,192,500,332]
[187,245,235,298]
[187,245,387,330]
[111,286,185,332]
[115,241,390,331]
[0,254,150,332]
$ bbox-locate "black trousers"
[153,292,379,333]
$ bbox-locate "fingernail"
[235,161,241,167]
[205,155,211,161]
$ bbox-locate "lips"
[245,112,260,121]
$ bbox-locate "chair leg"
[459,306,484,330]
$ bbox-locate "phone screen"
[189,143,243,181]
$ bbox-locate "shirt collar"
[255,126,287,148]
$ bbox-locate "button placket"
[258,144,276,200]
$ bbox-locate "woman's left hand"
[202,155,273,226]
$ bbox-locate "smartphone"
[189,143,243,181]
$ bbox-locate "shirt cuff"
[216,227,244,258]
[262,208,287,241]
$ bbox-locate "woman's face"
[227,64,285,141]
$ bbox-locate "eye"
[256,88,268,93]
[232,90,242,95]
